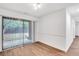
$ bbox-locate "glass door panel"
[23,21,32,44]
[3,19,14,49]
[12,20,23,47]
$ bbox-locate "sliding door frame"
[2,16,32,50]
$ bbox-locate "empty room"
[0,3,79,56]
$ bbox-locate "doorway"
[2,17,32,50]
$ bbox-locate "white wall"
[72,19,76,39]
[72,20,76,41]
[75,22,79,36]
[35,9,66,51]
[65,8,76,52]
[35,5,79,52]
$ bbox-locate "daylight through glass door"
[2,17,32,50]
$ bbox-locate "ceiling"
[0,3,77,18]
[68,4,79,22]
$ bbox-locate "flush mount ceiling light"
[33,3,41,10]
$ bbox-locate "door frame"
[2,16,33,50]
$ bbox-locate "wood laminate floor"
[0,37,79,56]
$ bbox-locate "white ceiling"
[0,3,77,18]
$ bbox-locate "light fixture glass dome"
[33,3,41,10]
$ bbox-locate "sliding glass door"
[23,21,32,44]
[2,17,32,50]
[12,20,24,47]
